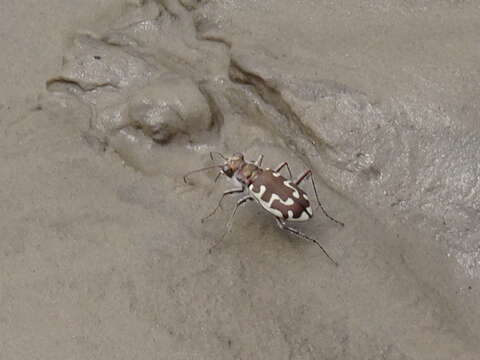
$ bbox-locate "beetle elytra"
[184,152,344,265]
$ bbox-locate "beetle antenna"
[183,165,222,183]
[210,151,227,161]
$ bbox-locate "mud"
[1,0,479,359]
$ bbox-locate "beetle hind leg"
[294,170,344,227]
[275,218,338,266]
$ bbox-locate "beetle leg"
[201,187,244,223]
[274,161,293,179]
[294,170,344,226]
[275,218,338,266]
[223,195,254,235]
[293,169,310,185]
[209,195,254,254]
[255,154,264,167]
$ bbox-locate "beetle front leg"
[201,187,244,223]
[274,162,293,179]
[255,154,264,167]
[294,170,344,227]
[275,218,338,266]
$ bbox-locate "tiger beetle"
[183,152,344,265]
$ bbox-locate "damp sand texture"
[1,1,480,359]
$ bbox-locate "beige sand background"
[1,1,480,359]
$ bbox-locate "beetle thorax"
[234,163,262,186]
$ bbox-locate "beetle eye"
[222,166,233,177]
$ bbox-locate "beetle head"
[183,152,246,183]
[221,153,245,178]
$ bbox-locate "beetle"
[183,152,344,265]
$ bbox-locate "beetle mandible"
[184,152,344,265]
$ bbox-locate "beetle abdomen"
[248,170,312,221]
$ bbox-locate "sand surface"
[1,1,480,359]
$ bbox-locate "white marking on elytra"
[272,172,281,177]
[303,194,309,201]
[248,184,295,217]
[274,195,294,206]
[287,210,294,218]
[283,180,300,199]
[289,211,310,222]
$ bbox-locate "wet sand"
[1,1,480,359]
